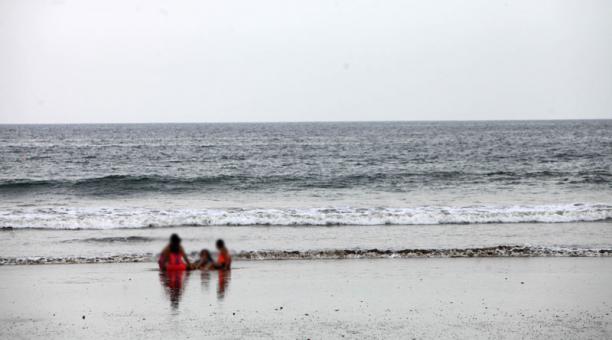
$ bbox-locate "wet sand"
[1,258,611,339]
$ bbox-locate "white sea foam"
[1,203,610,230]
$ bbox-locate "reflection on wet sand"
[160,269,232,308]
[200,269,211,292]
[159,270,189,309]
[217,270,231,300]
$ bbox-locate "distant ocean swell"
[0,170,609,194]
[2,246,611,265]
[1,204,610,230]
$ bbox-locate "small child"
[191,249,214,270]
[214,239,232,270]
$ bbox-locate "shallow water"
[1,222,611,264]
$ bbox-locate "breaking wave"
[2,246,611,265]
[1,203,611,229]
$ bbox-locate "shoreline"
[1,257,611,339]
[2,244,612,265]
[2,221,612,265]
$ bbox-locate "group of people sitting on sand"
[158,234,231,271]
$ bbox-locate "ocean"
[1,120,611,264]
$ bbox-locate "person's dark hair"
[200,249,211,262]
[169,234,181,253]
[216,239,225,249]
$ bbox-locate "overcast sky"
[0,0,611,123]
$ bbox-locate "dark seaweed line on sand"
[1,246,612,265]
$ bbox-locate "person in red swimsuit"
[214,239,232,270]
[158,234,191,271]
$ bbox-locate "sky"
[0,0,611,124]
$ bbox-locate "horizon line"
[1,117,611,125]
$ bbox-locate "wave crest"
[1,204,611,229]
[1,169,609,194]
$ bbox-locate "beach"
[1,258,611,339]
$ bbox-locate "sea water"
[1,121,611,263]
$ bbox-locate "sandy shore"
[1,258,611,339]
